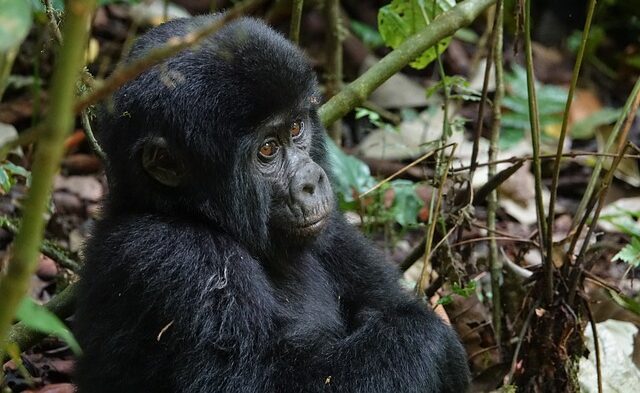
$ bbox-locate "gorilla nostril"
[303,183,315,195]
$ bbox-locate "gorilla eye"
[259,140,279,158]
[291,120,304,138]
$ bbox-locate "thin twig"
[468,3,499,179]
[584,298,603,393]
[360,143,455,197]
[452,151,640,172]
[546,0,597,284]
[425,225,458,265]
[450,236,536,249]
[0,217,81,272]
[417,144,457,295]
[488,0,504,349]
[524,0,550,303]
[80,111,106,161]
[505,301,537,385]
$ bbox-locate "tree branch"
[318,0,496,127]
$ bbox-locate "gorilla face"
[252,112,333,239]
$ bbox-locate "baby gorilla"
[74,16,470,393]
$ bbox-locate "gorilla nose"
[292,164,326,204]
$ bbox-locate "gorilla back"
[75,16,470,393]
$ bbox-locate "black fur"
[75,16,470,393]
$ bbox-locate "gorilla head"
[97,16,333,257]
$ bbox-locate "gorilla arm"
[308,215,472,393]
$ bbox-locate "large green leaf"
[16,297,82,354]
[378,0,455,70]
[0,0,32,52]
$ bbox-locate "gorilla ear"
[142,137,186,187]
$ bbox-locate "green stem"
[0,0,97,346]
[324,0,343,144]
[488,0,504,349]
[289,0,304,44]
[523,0,551,303]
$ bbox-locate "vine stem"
[0,0,97,346]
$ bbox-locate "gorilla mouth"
[300,214,326,228]
[295,212,329,235]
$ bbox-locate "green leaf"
[16,297,82,354]
[452,281,476,297]
[427,75,481,102]
[500,64,568,146]
[436,295,453,305]
[570,107,621,140]
[350,20,384,49]
[613,237,640,267]
[608,290,640,316]
[326,137,376,207]
[389,179,423,227]
[3,161,30,178]
[378,0,455,70]
[0,0,32,52]
[0,167,11,193]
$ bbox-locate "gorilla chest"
[269,261,344,335]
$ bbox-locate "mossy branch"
[0,0,97,346]
[318,0,496,127]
